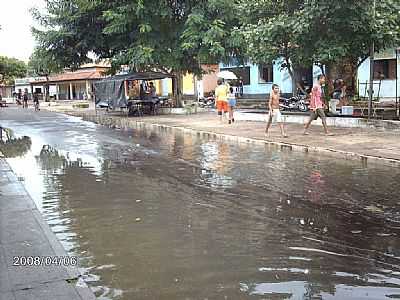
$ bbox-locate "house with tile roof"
[30,63,110,100]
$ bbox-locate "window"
[258,65,274,83]
[220,67,251,85]
[373,59,396,80]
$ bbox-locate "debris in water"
[364,205,384,213]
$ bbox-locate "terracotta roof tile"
[35,70,106,84]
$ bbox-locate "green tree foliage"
[181,0,245,67]
[32,0,241,75]
[239,0,400,91]
[238,0,308,84]
[28,48,64,100]
[28,47,63,77]
[32,0,400,96]
[303,0,400,85]
[0,56,27,85]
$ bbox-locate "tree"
[239,0,400,94]
[238,0,313,93]
[294,0,400,93]
[0,56,27,85]
[28,48,63,101]
[32,0,242,105]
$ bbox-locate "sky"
[0,0,45,62]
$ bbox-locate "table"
[128,99,160,116]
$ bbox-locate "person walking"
[22,91,28,109]
[16,91,22,105]
[33,91,40,111]
[215,79,229,122]
[227,87,236,124]
[238,77,244,97]
[265,84,288,137]
[303,75,333,136]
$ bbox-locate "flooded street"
[1,108,400,300]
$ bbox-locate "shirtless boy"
[265,84,288,137]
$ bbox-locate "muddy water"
[2,111,400,300]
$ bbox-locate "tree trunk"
[172,71,183,107]
[284,57,306,95]
[45,75,50,102]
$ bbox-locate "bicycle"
[34,101,40,111]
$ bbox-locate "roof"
[79,61,111,69]
[33,70,106,84]
[97,71,174,83]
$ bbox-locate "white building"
[14,77,49,99]
[357,48,400,100]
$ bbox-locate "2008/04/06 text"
[13,256,78,266]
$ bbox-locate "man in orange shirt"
[215,79,229,122]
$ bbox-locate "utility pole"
[396,48,400,119]
[368,0,376,121]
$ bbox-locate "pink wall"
[202,65,219,94]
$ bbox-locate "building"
[219,59,327,98]
[0,84,14,100]
[155,65,220,99]
[32,63,110,100]
[14,77,47,99]
[184,65,220,98]
[357,48,400,100]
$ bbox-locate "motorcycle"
[280,89,309,112]
[198,94,215,108]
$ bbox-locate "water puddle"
[1,112,400,299]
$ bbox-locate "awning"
[98,71,174,82]
[93,71,174,109]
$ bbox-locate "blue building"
[219,59,323,98]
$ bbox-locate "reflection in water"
[199,142,235,188]
[3,115,400,300]
[37,145,67,170]
[0,126,31,158]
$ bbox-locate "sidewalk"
[0,158,96,300]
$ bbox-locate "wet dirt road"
[1,108,400,299]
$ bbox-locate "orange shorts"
[216,101,228,113]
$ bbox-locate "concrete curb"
[74,112,400,168]
[235,111,400,130]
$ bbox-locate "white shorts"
[268,109,284,123]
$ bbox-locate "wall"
[0,86,14,98]
[358,56,400,100]
[183,73,195,95]
[201,65,219,95]
[58,84,70,100]
[218,61,294,96]
[161,78,172,96]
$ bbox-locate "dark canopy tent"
[93,71,174,109]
